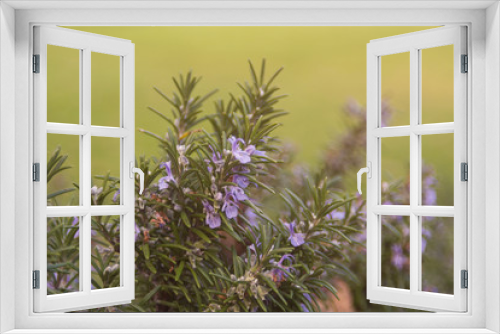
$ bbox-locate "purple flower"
[423,188,437,205]
[222,200,238,219]
[112,189,120,203]
[270,253,295,282]
[159,161,176,190]
[245,207,259,226]
[421,227,432,253]
[325,199,345,220]
[423,174,438,205]
[135,223,140,241]
[391,244,405,270]
[233,174,250,188]
[71,217,79,238]
[221,186,248,220]
[326,210,345,220]
[228,136,266,164]
[300,293,312,312]
[284,220,306,247]
[206,145,225,173]
[229,136,251,164]
[202,200,221,229]
[244,145,266,157]
[227,186,248,201]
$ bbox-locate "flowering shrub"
[46,60,452,312]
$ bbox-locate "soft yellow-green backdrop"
[48,26,454,204]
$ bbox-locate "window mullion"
[409,47,420,294]
[82,47,92,294]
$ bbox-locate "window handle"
[357,162,372,195]
[129,162,144,195]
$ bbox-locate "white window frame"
[33,26,136,313]
[366,26,468,312]
[0,1,499,333]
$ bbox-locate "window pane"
[421,133,454,206]
[421,217,454,294]
[91,215,121,290]
[92,52,121,127]
[421,45,454,124]
[91,137,120,205]
[47,216,80,295]
[47,45,80,124]
[381,136,410,205]
[381,215,410,290]
[381,52,410,127]
[47,134,80,206]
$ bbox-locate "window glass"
[381,136,410,205]
[91,215,121,290]
[421,134,454,206]
[381,215,410,290]
[381,52,410,127]
[421,45,454,124]
[47,45,80,124]
[92,52,121,127]
[47,216,80,295]
[91,137,121,206]
[47,134,80,206]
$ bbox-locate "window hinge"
[33,163,40,182]
[461,54,468,73]
[461,270,468,289]
[33,270,40,289]
[461,162,468,181]
[33,54,40,73]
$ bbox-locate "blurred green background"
[47,26,454,204]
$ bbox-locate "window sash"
[33,25,136,313]
[366,26,468,312]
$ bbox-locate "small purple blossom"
[227,186,248,201]
[245,207,259,226]
[421,226,432,253]
[202,200,221,229]
[228,136,266,164]
[159,161,176,190]
[423,173,438,205]
[135,223,140,241]
[71,217,79,238]
[423,188,437,206]
[206,145,224,173]
[112,189,120,203]
[391,244,406,270]
[284,220,306,247]
[222,200,238,219]
[270,253,295,282]
[300,293,312,312]
[229,136,251,163]
[221,186,248,220]
[326,210,345,220]
[233,174,250,188]
[244,144,266,157]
